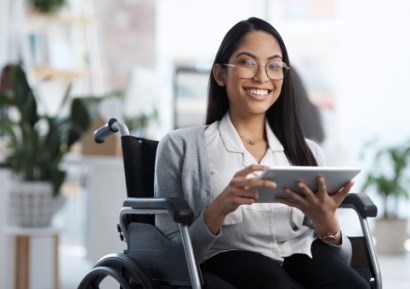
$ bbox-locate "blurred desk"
[82,156,127,263]
[5,226,60,289]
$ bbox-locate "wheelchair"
[78,118,382,289]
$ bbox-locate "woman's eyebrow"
[268,54,283,60]
[234,51,283,60]
[235,51,256,59]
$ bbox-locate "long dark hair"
[205,17,317,166]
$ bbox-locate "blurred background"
[1,0,410,288]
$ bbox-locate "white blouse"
[204,113,326,262]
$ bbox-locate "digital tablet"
[256,166,361,203]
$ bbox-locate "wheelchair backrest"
[121,135,159,224]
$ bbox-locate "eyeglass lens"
[235,62,288,80]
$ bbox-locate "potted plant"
[361,140,410,254]
[28,0,66,14]
[0,63,97,227]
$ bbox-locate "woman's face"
[217,30,285,118]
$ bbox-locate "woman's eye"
[240,60,257,67]
[267,62,282,70]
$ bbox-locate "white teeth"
[246,88,269,95]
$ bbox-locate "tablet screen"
[256,166,361,203]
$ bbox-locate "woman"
[155,17,369,289]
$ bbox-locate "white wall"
[336,0,410,219]
[154,0,269,136]
[337,0,410,152]
[0,0,8,69]
[156,0,268,61]
[155,0,410,167]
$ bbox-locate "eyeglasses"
[222,60,290,80]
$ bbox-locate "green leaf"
[361,139,410,218]
[0,91,13,105]
[1,63,99,197]
[66,97,100,147]
[11,65,39,127]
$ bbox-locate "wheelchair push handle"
[93,118,130,143]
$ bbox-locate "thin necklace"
[238,135,264,145]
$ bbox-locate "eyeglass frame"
[221,61,290,80]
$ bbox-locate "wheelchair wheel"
[78,253,156,289]
[77,265,134,289]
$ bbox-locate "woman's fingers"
[277,178,327,208]
[332,180,354,204]
[276,177,356,229]
[224,165,277,203]
[281,176,333,204]
[230,178,276,202]
[235,164,268,177]
[276,191,303,209]
[230,164,277,198]
[231,175,276,190]
[316,176,327,199]
[296,181,316,200]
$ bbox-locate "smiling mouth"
[245,88,272,96]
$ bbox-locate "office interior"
[0,0,409,288]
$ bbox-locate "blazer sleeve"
[154,132,218,263]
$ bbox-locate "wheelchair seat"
[78,118,382,289]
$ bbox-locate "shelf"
[26,8,97,25]
[14,0,104,95]
[33,66,84,81]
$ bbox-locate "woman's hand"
[203,164,276,235]
[276,176,354,244]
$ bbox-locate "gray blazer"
[154,126,352,264]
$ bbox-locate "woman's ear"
[213,64,226,86]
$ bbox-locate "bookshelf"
[7,0,106,98]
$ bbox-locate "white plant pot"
[9,181,56,227]
[374,218,408,255]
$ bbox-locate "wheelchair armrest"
[340,193,378,219]
[123,197,194,226]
